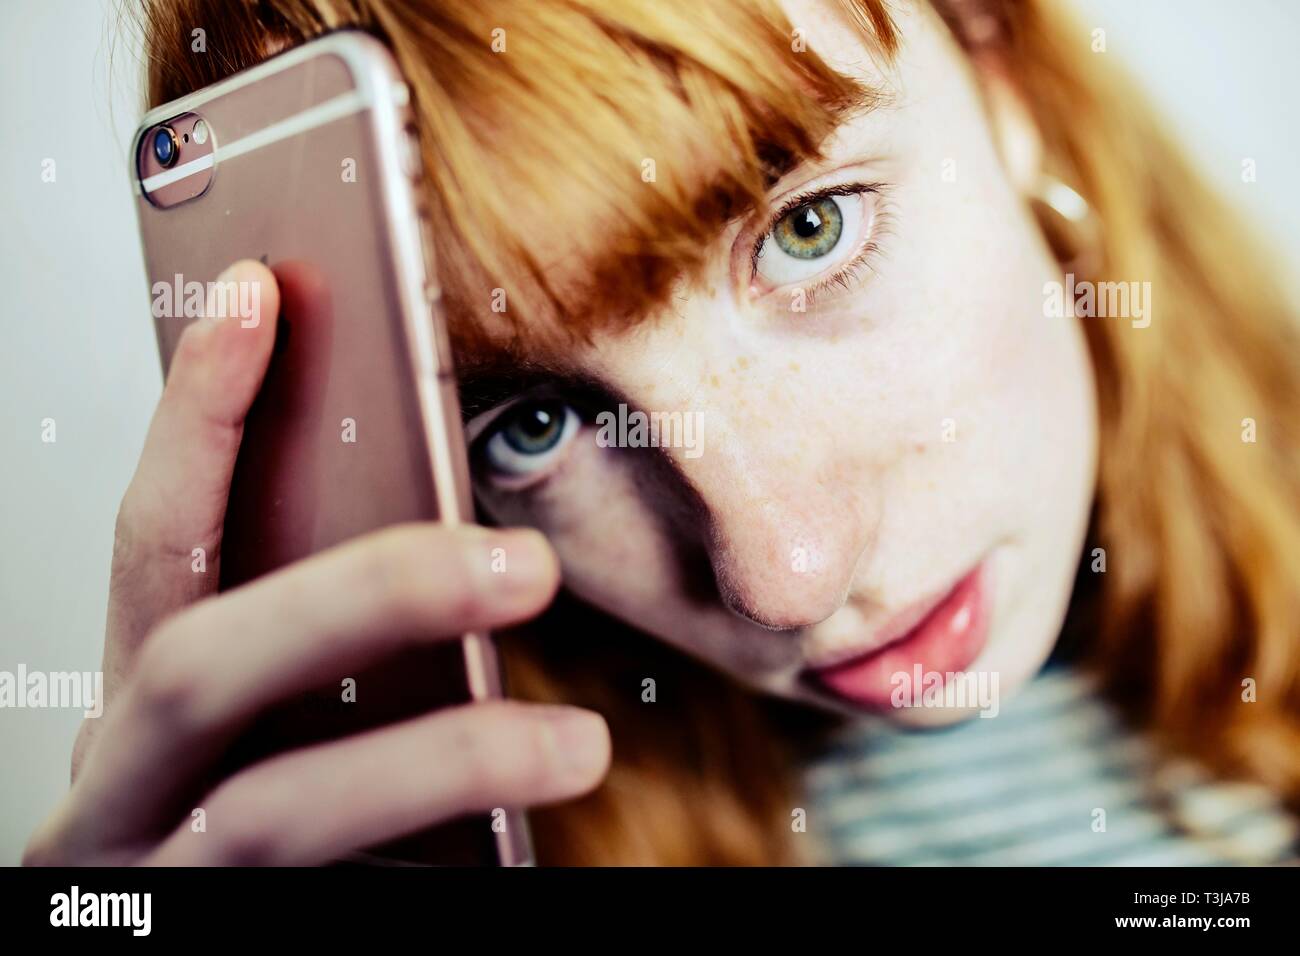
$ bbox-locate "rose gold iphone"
[131,31,532,866]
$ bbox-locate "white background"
[2,0,1298,864]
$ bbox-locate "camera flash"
[191,119,209,145]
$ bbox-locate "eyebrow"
[679,140,821,243]
[758,141,809,192]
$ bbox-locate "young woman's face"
[463,1,1098,724]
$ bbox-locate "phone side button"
[418,216,440,284]
[400,126,423,179]
[427,297,455,374]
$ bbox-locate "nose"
[589,317,880,631]
[704,457,876,630]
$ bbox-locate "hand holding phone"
[23,259,610,867]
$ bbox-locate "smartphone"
[130,31,532,866]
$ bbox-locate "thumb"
[107,259,280,660]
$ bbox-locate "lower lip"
[810,565,990,711]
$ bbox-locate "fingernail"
[543,709,609,780]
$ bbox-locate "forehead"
[436,0,900,378]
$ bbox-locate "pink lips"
[810,564,989,711]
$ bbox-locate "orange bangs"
[371,0,899,353]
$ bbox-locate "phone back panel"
[132,33,530,866]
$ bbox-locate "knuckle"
[133,619,207,725]
[109,497,146,579]
[369,526,486,627]
[111,489,202,578]
[444,535,491,621]
[446,723,515,798]
[208,799,283,866]
[442,707,550,801]
[361,529,430,625]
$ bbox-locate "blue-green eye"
[483,400,580,478]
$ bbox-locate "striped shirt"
[801,666,1299,866]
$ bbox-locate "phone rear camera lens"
[152,127,178,168]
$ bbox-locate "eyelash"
[748,182,892,306]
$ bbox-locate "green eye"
[771,197,843,259]
[483,400,580,479]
